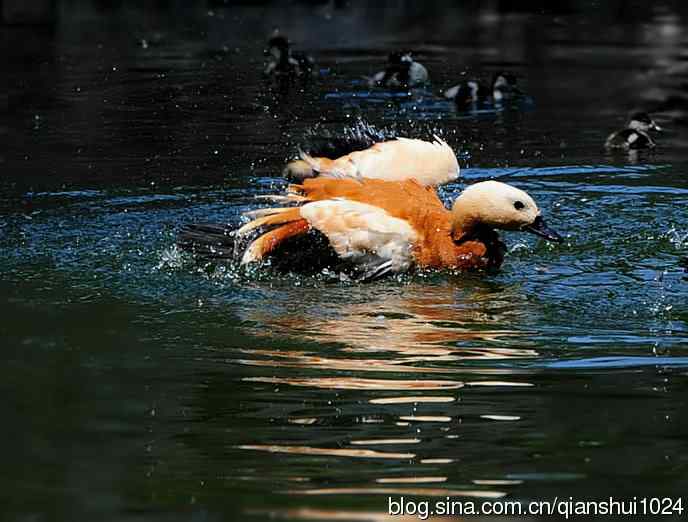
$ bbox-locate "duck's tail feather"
[255,193,309,203]
[176,223,237,259]
[241,219,311,264]
[243,206,299,219]
[235,207,304,236]
[178,207,312,265]
[237,204,313,264]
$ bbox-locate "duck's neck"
[450,206,481,243]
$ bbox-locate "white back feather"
[296,137,459,187]
[345,137,459,186]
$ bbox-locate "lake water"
[3,2,688,520]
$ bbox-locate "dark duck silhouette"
[366,51,429,89]
[605,112,662,150]
[263,32,315,78]
[444,71,522,107]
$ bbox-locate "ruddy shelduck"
[235,177,562,279]
[283,136,460,187]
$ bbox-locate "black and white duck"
[444,71,521,107]
[605,112,662,150]
[366,50,429,89]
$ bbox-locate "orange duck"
[235,177,562,279]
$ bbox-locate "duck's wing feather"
[299,199,418,274]
[350,137,459,186]
[298,137,459,187]
[236,197,417,275]
[238,178,449,274]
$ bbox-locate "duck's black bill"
[523,215,563,243]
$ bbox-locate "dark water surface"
[3,2,688,520]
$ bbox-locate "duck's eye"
[514,201,525,210]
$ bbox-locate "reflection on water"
[351,438,421,445]
[246,508,457,522]
[369,397,455,404]
[237,445,416,460]
[3,1,688,521]
[242,283,536,356]
[231,281,539,494]
[283,487,506,499]
[243,376,464,390]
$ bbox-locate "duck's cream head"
[451,180,562,242]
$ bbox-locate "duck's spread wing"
[300,199,419,276]
[290,138,459,187]
[347,137,459,186]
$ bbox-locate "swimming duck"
[283,135,459,186]
[263,32,315,77]
[492,72,522,102]
[605,112,662,150]
[233,178,562,279]
[444,72,521,107]
[366,51,429,89]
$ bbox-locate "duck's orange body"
[239,177,505,274]
[302,178,501,269]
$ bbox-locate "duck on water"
[179,124,561,280]
[605,112,662,150]
[366,50,429,90]
[263,31,315,78]
[179,177,562,280]
[443,72,522,107]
